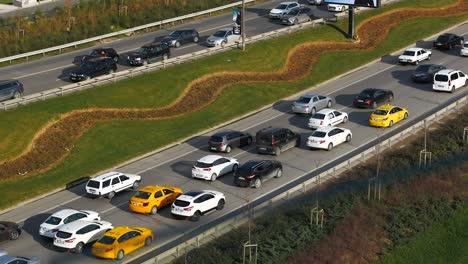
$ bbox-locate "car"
[433,33,464,50]
[171,190,225,222]
[0,80,24,102]
[307,127,352,151]
[75,48,120,64]
[0,255,39,264]
[39,209,100,238]
[353,88,394,109]
[307,0,323,5]
[291,94,333,115]
[92,226,153,260]
[461,41,468,56]
[308,109,348,129]
[398,48,431,65]
[191,155,238,182]
[269,2,300,19]
[233,160,283,188]
[127,43,170,66]
[206,28,239,47]
[410,64,446,83]
[161,29,199,48]
[281,7,311,25]
[327,4,349,12]
[53,220,113,253]
[129,185,183,215]
[432,69,467,93]
[208,130,253,153]
[0,221,21,241]
[69,57,117,82]
[369,104,409,127]
[85,171,142,199]
[256,127,301,156]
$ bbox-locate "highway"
[0,11,466,262]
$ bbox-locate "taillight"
[272,138,275,146]
[184,206,194,211]
[365,99,371,104]
[319,140,326,144]
[320,121,323,125]
[203,168,211,171]
[52,228,59,233]
[143,202,149,206]
[192,165,195,169]
[246,174,255,179]
[448,80,451,86]
[65,238,75,243]
[171,204,174,208]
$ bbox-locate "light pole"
[242,0,246,51]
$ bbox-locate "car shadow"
[215,171,237,187]
[415,40,434,49]
[170,160,194,178]
[334,93,355,107]
[195,36,210,48]
[245,7,271,17]
[57,65,81,82]
[272,99,293,113]
[184,135,211,152]
[288,114,311,130]
[23,213,57,250]
[390,69,433,92]
[348,110,373,126]
[380,54,399,65]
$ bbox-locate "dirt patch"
[0,1,467,181]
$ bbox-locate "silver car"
[206,29,239,47]
[281,7,311,25]
[0,255,40,264]
[291,94,333,115]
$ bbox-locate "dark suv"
[69,57,117,82]
[161,29,200,48]
[255,127,301,156]
[74,48,120,64]
[208,130,253,153]
[0,80,24,102]
[433,33,465,50]
[127,43,170,66]
[234,160,283,188]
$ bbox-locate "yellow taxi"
[92,226,153,260]
[369,104,409,127]
[129,185,183,215]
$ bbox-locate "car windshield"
[88,50,100,56]
[434,74,449,82]
[288,9,300,15]
[45,216,62,225]
[209,136,223,142]
[311,131,326,138]
[174,200,190,207]
[194,161,212,168]
[80,61,95,70]
[212,30,227,37]
[98,236,115,245]
[237,161,258,175]
[359,90,374,98]
[402,50,415,56]
[56,231,72,239]
[169,31,183,37]
[87,180,100,188]
[311,113,325,120]
[296,96,311,103]
[257,133,272,145]
[436,35,449,42]
[415,65,431,72]
[136,47,150,54]
[134,191,151,199]
[373,110,388,115]
[464,43,468,48]
[275,4,287,9]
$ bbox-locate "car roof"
[86,57,111,62]
[316,109,336,115]
[212,130,236,137]
[314,126,340,133]
[0,256,17,263]
[138,185,167,193]
[91,171,123,181]
[299,93,318,98]
[405,47,423,52]
[59,220,107,232]
[280,1,298,4]
[0,80,18,84]
[51,209,82,218]
[257,127,284,134]
[240,160,268,169]
[361,88,380,93]
[104,227,143,238]
[142,43,165,48]
[197,155,224,163]
[435,69,459,75]
[375,104,395,111]
[173,29,196,32]
[216,28,232,32]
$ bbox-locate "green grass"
[376,202,468,264]
[0,0,465,209]
[0,0,11,5]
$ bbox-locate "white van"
[433,69,467,92]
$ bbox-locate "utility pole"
[241,0,246,51]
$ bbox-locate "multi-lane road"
[0,12,467,262]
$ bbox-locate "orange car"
[92,226,153,260]
[129,185,183,215]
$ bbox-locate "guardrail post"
[60,87,64,96]
[176,246,180,257]
[463,127,468,143]
[2,103,5,110]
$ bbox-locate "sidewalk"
[0,0,80,17]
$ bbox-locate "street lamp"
[242,0,245,51]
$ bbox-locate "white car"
[433,69,467,92]
[460,41,468,56]
[192,155,238,181]
[269,1,300,19]
[398,48,431,65]
[54,220,113,253]
[171,190,225,221]
[307,127,352,151]
[205,28,239,47]
[308,109,348,129]
[85,171,141,199]
[39,209,100,238]
[327,4,349,12]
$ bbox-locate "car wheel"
[84,76,91,81]
[343,116,348,123]
[145,236,152,246]
[150,206,158,215]
[162,54,168,60]
[327,143,333,151]
[310,107,316,115]
[107,69,115,74]
[132,181,140,189]
[427,55,431,60]
[9,230,19,240]
[225,145,232,153]
[232,164,238,173]
[388,94,393,102]
[107,191,115,199]
[449,44,453,50]
[404,112,408,119]
[210,173,217,182]
[117,250,125,260]
[414,60,419,65]
[175,41,180,48]
[74,242,84,254]
[295,138,301,147]
[254,178,262,189]
[371,101,377,109]
[389,120,394,127]
[275,168,283,178]
[293,19,298,25]
[190,211,201,222]
[143,60,148,66]
[274,147,281,156]
[460,39,464,45]
[327,100,332,108]
[12,91,21,99]
[221,41,226,47]
[193,36,199,43]
[113,56,119,63]
[451,85,455,93]
[346,134,351,142]
[217,199,225,210]
[247,137,252,145]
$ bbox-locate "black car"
[353,88,394,109]
[234,160,283,188]
[127,43,170,66]
[0,80,23,102]
[74,48,120,64]
[411,64,446,83]
[69,57,117,82]
[433,33,465,50]
[256,127,300,156]
[0,221,21,241]
[161,29,199,48]
[208,130,253,153]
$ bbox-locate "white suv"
[54,220,113,253]
[269,2,300,19]
[433,69,467,92]
[85,171,141,199]
[39,209,100,238]
[171,190,225,222]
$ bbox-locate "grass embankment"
[0,0,465,209]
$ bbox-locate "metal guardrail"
[135,94,467,264]
[0,0,256,64]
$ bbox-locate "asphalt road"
[0,14,467,263]
[0,0,334,97]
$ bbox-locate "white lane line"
[15,64,71,79]
[17,196,82,223]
